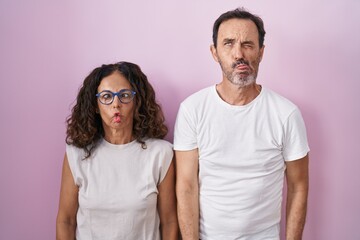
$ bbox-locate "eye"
[243,43,254,49]
[121,92,131,99]
[102,93,112,100]
[99,92,114,104]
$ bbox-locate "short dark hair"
[212,7,266,48]
[66,61,168,159]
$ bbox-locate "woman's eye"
[121,93,130,98]
[102,93,112,99]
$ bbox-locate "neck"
[103,127,134,145]
[216,80,261,106]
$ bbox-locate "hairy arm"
[285,154,309,240]
[175,149,199,240]
[56,154,79,240]
[158,160,179,239]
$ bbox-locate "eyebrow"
[241,40,255,45]
[223,38,235,43]
[222,38,256,46]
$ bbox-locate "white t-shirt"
[66,138,173,240]
[174,85,309,239]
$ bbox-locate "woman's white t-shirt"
[66,138,173,240]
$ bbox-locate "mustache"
[232,59,249,69]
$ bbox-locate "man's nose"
[233,43,244,60]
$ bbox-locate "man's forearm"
[177,187,199,240]
[286,190,308,240]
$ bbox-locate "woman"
[56,62,178,239]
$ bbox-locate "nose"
[112,95,122,107]
[233,43,244,60]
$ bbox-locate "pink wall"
[1,0,359,239]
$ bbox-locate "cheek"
[250,56,262,69]
[218,55,232,68]
[98,105,111,119]
[127,104,136,117]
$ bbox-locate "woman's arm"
[56,154,79,240]
[158,160,179,239]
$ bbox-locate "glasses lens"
[119,90,135,103]
[99,91,113,105]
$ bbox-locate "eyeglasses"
[96,89,136,105]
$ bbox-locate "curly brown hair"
[66,61,168,158]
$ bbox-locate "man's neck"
[216,80,261,106]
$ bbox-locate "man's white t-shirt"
[174,85,309,239]
[66,138,173,240]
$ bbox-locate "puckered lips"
[235,63,250,72]
[113,112,121,123]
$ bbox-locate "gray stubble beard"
[228,72,256,87]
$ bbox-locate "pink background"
[1,0,359,239]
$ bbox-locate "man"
[174,8,309,240]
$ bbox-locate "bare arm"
[285,154,309,240]
[158,160,179,239]
[175,149,199,240]
[56,154,79,240]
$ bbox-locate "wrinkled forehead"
[218,18,259,43]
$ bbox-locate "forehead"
[217,18,259,43]
[98,71,131,91]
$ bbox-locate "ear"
[259,45,265,62]
[210,44,219,63]
[95,108,100,114]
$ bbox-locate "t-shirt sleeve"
[173,103,198,151]
[158,141,174,184]
[282,108,310,161]
[65,144,82,186]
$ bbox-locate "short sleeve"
[282,108,310,161]
[173,103,198,151]
[158,141,174,184]
[65,144,82,186]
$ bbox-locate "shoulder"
[65,143,83,157]
[181,86,214,106]
[65,143,86,172]
[262,87,299,113]
[178,86,215,118]
[144,139,174,167]
[145,138,173,152]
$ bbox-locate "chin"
[231,77,255,87]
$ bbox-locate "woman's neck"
[103,128,134,145]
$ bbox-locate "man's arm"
[285,154,309,240]
[175,149,199,240]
